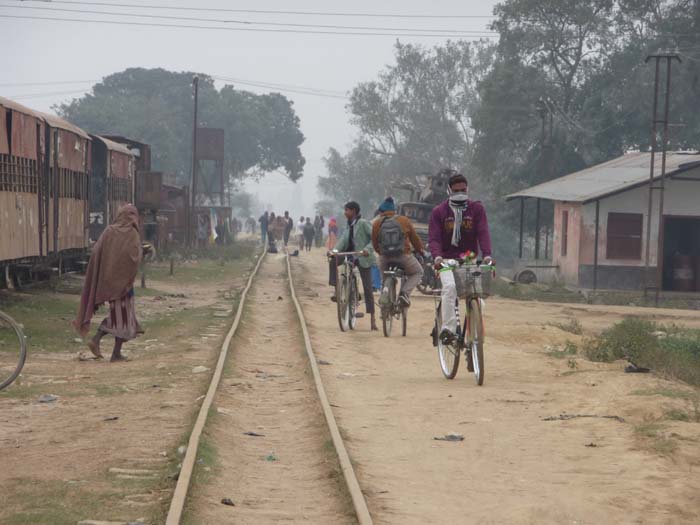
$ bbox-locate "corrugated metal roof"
[0,96,91,140]
[505,152,700,203]
[0,96,40,118]
[91,134,136,156]
[38,110,90,140]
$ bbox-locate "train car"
[1,96,91,283]
[88,135,136,242]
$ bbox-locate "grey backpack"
[378,217,405,257]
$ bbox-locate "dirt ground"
[291,248,700,525]
[185,254,354,524]
[0,251,258,525]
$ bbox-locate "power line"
[8,88,92,99]
[13,0,496,19]
[0,14,499,37]
[0,79,98,86]
[212,75,346,97]
[1,3,498,34]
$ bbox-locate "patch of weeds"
[634,418,679,456]
[631,388,697,400]
[634,420,664,438]
[1,478,124,525]
[583,318,700,387]
[567,357,578,370]
[546,341,578,359]
[664,408,691,422]
[548,318,583,335]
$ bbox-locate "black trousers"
[328,258,374,314]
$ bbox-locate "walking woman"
[326,216,338,250]
[73,204,144,362]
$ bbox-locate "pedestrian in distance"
[326,217,338,250]
[303,217,315,251]
[73,204,144,362]
[283,211,294,247]
[297,216,306,250]
[258,211,269,245]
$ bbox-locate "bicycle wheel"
[0,311,27,391]
[348,273,358,330]
[468,298,485,386]
[381,276,395,337]
[336,274,349,332]
[401,305,407,337]
[435,300,460,379]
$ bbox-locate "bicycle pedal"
[354,312,365,318]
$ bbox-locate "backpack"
[378,216,405,257]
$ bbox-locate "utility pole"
[188,76,200,248]
[535,98,553,260]
[643,52,680,305]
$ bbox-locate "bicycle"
[0,310,27,391]
[379,265,407,337]
[431,260,494,385]
[329,251,365,332]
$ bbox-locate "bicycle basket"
[453,265,492,299]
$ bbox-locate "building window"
[607,212,643,260]
[561,210,569,256]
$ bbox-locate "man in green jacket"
[328,201,378,331]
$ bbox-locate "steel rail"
[165,247,267,525]
[285,254,373,525]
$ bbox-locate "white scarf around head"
[448,193,469,247]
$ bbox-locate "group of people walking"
[258,211,330,253]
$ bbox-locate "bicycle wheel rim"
[348,275,358,330]
[0,312,27,391]
[436,304,460,379]
[382,277,394,337]
[336,276,349,331]
[401,307,407,337]
[469,299,485,386]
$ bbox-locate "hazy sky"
[2,0,500,216]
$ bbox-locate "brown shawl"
[73,204,141,336]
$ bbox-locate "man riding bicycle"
[371,197,424,307]
[428,170,493,344]
[328,201,378,331]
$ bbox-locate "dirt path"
[185,253,354,524]
[292,248,700,525]
[0,252,257,524]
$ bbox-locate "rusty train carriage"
[0,97,91,281]
[88,135,136,242]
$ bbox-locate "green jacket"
[334,218,376,268]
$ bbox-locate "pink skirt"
[99,292,143,341]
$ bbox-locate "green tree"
[58,68,305,184]
[318,142,390,216]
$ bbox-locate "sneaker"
[439,328,456,345]
[398,293,411,307]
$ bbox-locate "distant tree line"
[319,0,700,259]
[58,68,306,186]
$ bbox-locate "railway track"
[165,249,371,524]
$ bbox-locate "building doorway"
[662,216,700,291]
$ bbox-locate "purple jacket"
[428,200,492,259]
